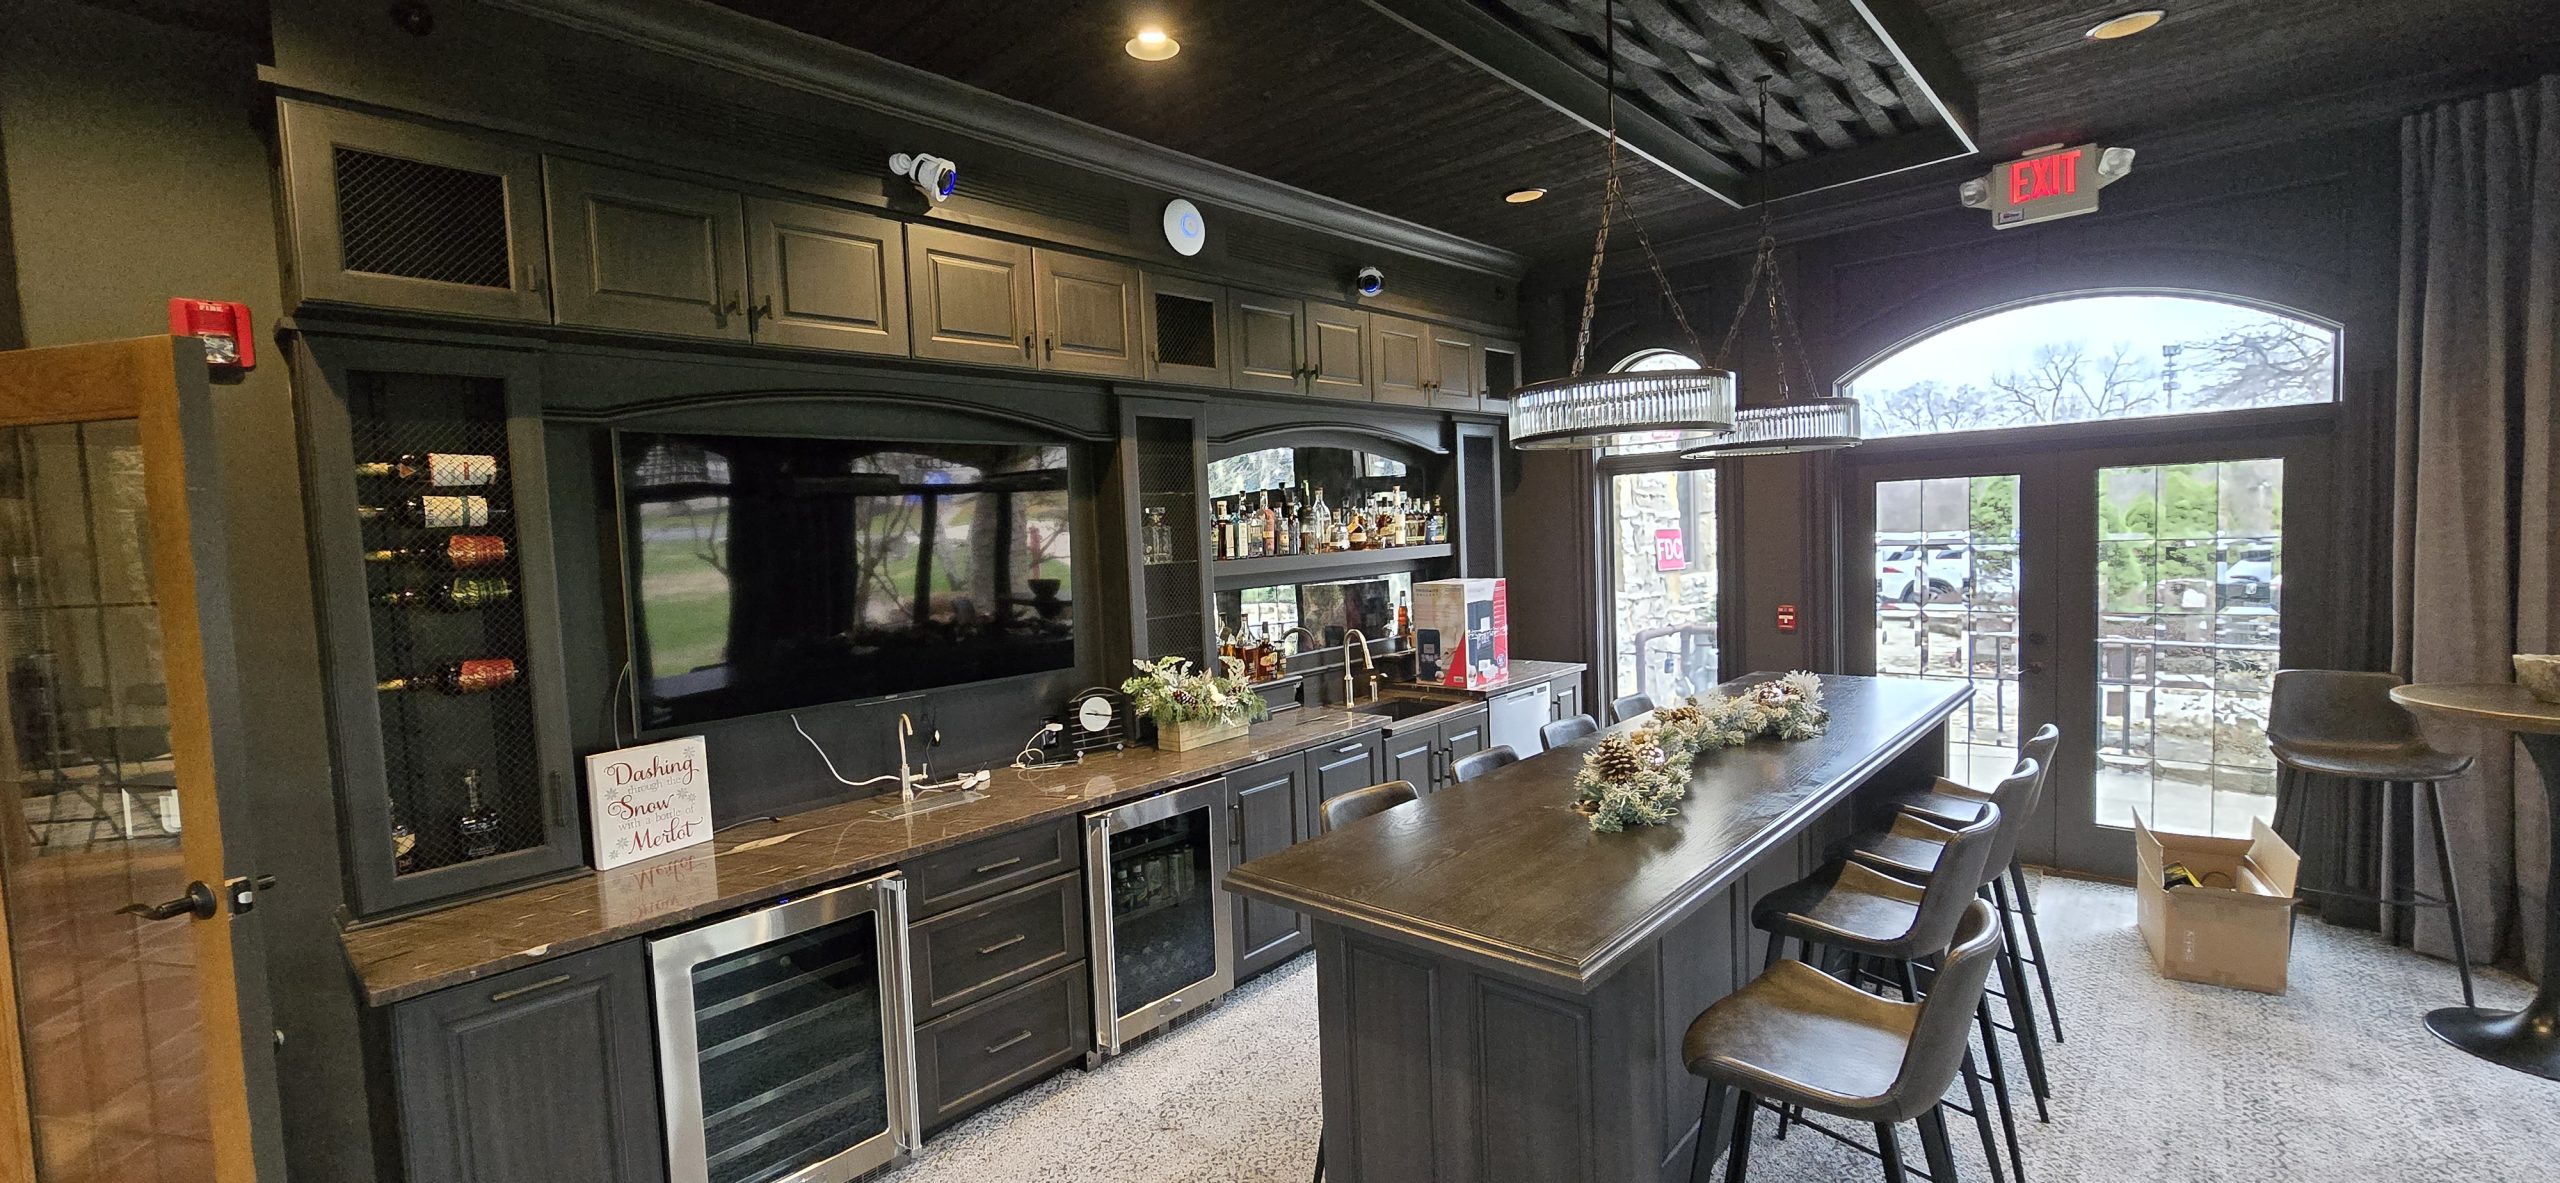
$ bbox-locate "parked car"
[2218,546,2277,607]
[1877,543,1970,604]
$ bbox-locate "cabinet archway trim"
[547,388,1111,443]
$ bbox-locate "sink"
[1364,697,1453,722]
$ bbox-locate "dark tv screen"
[619,432,1076,729]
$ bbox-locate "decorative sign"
[584,736,711,870]
[1654,528,1688,572]
[1959,143,2135,229]
[1775,603,1799,634]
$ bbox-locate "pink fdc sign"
[1655,528,1688,572]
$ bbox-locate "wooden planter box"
[1159,716,1249,752]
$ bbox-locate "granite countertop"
[344,707,1389,1006]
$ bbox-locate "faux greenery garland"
[1574,672,1829,832]
[1123,655,1269,730]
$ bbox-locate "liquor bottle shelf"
[1212,544,1453,590]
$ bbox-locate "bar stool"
[1885,726,2066,1046]
[1686,900,2007,1183]
[1611,692,1656,723]
[1320,780,1417,831]
[2267,669,2477,1006]
[1449,745,1519,783]
[1541,713,1601,751]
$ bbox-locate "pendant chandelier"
[1680,82,1863,460]
[1508,0,1735,452]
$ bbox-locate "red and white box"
[1415,578,1508,690]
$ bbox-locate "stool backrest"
[1981,742,2053,874]
[1449,745,1519,784]
[1888,900,2005,1122]
[1902,805,2007,954]
[1540,713,1600,751]
[1610,693,1655,723]
[1321,780,1418,832]
[2268,669,2420,747]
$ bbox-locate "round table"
[2389,682,2560,1080]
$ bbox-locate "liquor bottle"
[1211,500,1230,560]
[364,534,509,570]
[455,768,500,860]
[1397,592,1415,650]
[356,452,498,487]
[1327,501,1349,552]
[377,656,520,694]
[1347,505,1368,550]
[1428,496,1448,544]
[1298,488,1320,555]
[358,494,507,529]
[1258,492,1278,557]
[375,574,515,611]
[388,797,419,874]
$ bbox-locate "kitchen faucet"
[1342,629,1377,706]
[896,712,921,801]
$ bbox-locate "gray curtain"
[2391,75,2560,979]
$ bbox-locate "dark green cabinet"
[1229,757,1315,978]
[1383,727,1438,794]
[1479,337,1523,407]
[1440,705,1490,772]
[1230,287,1309,394]
[1550,676,1586,727]
[745,197,908,356]
[1305,302,1374,401]
[545,158,749,340]
[1429,324,1482,411]
[907,224,1038,368]
[1370,314,1431,407]
[391,941,665,1183]
[1306,731,1386,809]
[1035,250,1143,377]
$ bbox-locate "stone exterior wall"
[1610,471,1719,702]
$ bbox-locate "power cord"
[791,714,903,789]
[1011,722,1069,770]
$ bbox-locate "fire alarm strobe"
[1959,143,2135,229]
[167,298,253,370]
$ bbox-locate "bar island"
[1226,674,1972,1183]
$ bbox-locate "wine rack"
[296,336,581,918]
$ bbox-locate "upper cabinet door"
[745,198,908,357]
[1370,315,1431,408]
[1143,273,1228,388]
[279,100,550,322]
[1429,325,1480,411]
[1034,251,1142,378]
[1303,303,1373,401]
[1478,337,1524,407]
[907,225,1038,369]
[545,159,748,340]
[1229,289,1307,395]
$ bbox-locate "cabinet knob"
[1044,336,1056,361]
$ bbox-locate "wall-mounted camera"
[1354,266,1386,299]
[889,152,959,205]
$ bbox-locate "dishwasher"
[1486,682,1553,757]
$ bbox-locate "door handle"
[2022,660,2048,675]
[750,294,774,329]
[718,291,741,326]
[120,881,218,922]
[1044,336,1056,361]
[2026,632,2049,646]
[1022,334,1034,358]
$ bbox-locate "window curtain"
[2390,75,2560,979]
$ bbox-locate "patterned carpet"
[891,876,2556,1182]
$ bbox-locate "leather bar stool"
[1320,780,1417,832]
[1883,725,2066,1046]
[1611,692,1656,723]
[1449,745,1519,784]
[1686,900,2008,1183]
[1541,712,1601,751]
[2267,669,2477,1006]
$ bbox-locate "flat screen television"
[618,431,1076,730]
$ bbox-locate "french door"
[1847,419,2333,877]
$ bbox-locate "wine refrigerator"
[1084,779,1235,1054]
[649,873,920,1183]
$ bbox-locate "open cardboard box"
[2133,812,2303,994]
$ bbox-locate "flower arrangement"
[1122,655,1268,729]
[1574,672,1829,832]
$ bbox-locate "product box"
[2133,812,2301,994]
[1413,578,1508,690]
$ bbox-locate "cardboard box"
[2133,812,2301,994]
[1413,578,1508,690]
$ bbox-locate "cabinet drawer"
[910,871,1084,1021]
[905,819,1079,918]
[914,961,1090,1132]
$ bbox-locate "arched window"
[1841,293,2338,440]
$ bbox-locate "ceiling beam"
[1846,0,1978,154]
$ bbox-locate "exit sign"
[1960,143,2133,229]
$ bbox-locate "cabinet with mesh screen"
[1117,400,1211,669]
[1141,273,1228,388]
[296,336,582,917]
[280,100,551,323]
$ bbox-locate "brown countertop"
[344,707,1388,1006]
[1504,659,1589,685]
[1225,675,1969,994]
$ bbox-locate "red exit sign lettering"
[1962,143,2127,229]
[2008,148,2083,205]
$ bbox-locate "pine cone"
[1588,733,1651,783]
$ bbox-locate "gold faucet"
[896,712,919,801]
[1342,629,1376,706]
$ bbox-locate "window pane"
[1609,469,1717,704]
[1845,295,2337,439]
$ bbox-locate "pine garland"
[1573,672,1830,832]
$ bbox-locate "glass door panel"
[1872,474,2026,790]
[1607,469,1719,706]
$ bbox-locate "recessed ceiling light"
[1504,187,1548,204]
[1126,27,1179,61]
[2085,9,2165,40]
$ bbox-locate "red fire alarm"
[167,298,254,371]
[1775,604,1799,634]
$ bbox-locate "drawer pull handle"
[973,856,1025,875]
[983,1028,1035,1055]
[1337,743,1363,755]
[975,933,1028,956]
[488,974,575,1003]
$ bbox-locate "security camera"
[1354,266,1386,299]
[889,152,958,204]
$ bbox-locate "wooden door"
[544,159,748,340]
[1033,251,1142,377]
[1428,326,1481,411]
[744,198,908,357]
[1228,762,1311,978]
[1228,289,1307,394]
[906,225,1037,369]
[0,337,281,1181]
[1303,304,1373,401]
[1368,315,1430,407]
[1141,273,1228,388]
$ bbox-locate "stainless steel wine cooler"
[650,873,920,1183]
[1085,779,1236,1054]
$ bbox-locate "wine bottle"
[365,534,508,570]
[376,575,515,611]
[455,768,500,860]
[355,452,498,487]
[377,656,520,694]
[357,494,507,529]
[1211,499,1230,560]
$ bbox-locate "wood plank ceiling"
[712,0,2559,266]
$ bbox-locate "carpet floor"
[891,876,2555,1182]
